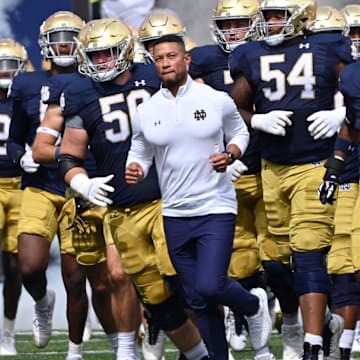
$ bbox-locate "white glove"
[70,173,115,207]
[251,110,293,136]
[351,43,359,60]
[227,160,248,182]
[307,107,346,140]
[20,150,40,173]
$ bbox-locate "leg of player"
[106,243,142,359]
[60,252,88,360]
[0,251,22,356]
[17,232,56,348]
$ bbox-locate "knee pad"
[330,274,360,309]
[292,250,330,295]
[262,260,298,314]
[143,295,188,332]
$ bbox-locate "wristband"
[323,155,345,182]
[334,137,356,155]
[36,126,61,138]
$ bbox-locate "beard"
[161,72,187,90]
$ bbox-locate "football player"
[228,0,354,358]
[342,4,360,60]
[32,61,143,360]
[138,8,196,64]
[189,1,280,359]
[57,18,209,360]
[0,38,29,356]
[6,11,91,360]
[307,6,359,360]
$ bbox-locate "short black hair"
[152,34,186,51]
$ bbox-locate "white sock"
[117,331,136,359]
[3,317,15,333]
[183,340,208,360]
[356,320,360,332]
[304,333,323,347]
[67,340,82,357]
[339,329,354,349]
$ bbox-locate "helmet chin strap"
[265,33,285,46]
[52,57,77,67]
[0,79,11,89]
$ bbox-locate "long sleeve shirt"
[127,76,249,217]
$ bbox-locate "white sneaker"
[33,289,56,348]
[323,314,344,360]
[352,320,360,352]
[142,324,166,360]
[82,315,92,342]
[254,353,276,360]
[227,348,236,360]
[281,323,303,360]
[0,330,17,356]
[230,327,247,352]
[245,288,272,351]
[225,308,247,351]
[65,356,83,360]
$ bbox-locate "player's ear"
[185,51,191,65]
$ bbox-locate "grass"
[8,329,360,359]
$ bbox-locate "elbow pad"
[57,153,84,178]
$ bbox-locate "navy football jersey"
[339,59,360,180]
[7,70,67,195]
[61,63,162,207]
[229,33,353,165]
[189,44,261,174]
[42,72,98,178]
[0,97,21,177]
[339,60,360,131]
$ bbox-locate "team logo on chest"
[194,109,207,121]
[134,79,146,87]
[299,43,310,49]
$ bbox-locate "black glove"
[318,156,345,205]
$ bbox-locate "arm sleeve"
[221,93,250,156]
[126,109,154,178]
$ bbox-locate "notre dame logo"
[194,109,207,121]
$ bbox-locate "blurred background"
[1,0,357,70]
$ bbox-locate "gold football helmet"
[258,0,316,45]
[126,23,146,63]
[184,36,198,51]
[138,9,186,62]
[76,18,134,82]
[39,11,84,67]
[212,0,261,52]
[0,38,28,89]
[341,4,360,59]
[307,6,348,34]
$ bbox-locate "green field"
[8,330,360,359]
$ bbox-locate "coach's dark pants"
[163,214,258,360]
